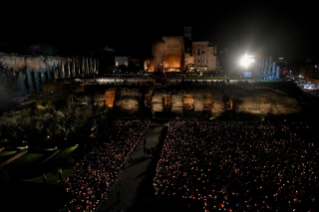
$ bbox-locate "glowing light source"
[240,55,255,68]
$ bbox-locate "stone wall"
[37,85,303,116]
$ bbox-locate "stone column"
[81,57,85,77]
[72,57,76,77]
[276,66,280,78]
[268,56,272,77]
[97,58,99,75]
[89,57,93,74]
[264,57,268,77]
[93,58,96,74]
[61,60,65,79]
[85,57,89,76]
[67,57,71,78]
[261,57,265,74]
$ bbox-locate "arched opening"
[226,98,233,110]
[104,88,116,108]
[163,96,171,110]
[204,94,213,111]
[144,94,152,108]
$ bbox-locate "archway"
[163,96,171,110]
[104,88,116,108]
[204,94,213,111]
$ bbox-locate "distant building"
[146,36,185,72]
[145,36,218,72]
[115,56,129,67]
[192,42,218,71]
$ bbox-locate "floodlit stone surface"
[115,98,139,112]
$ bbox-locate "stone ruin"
[255,56,280,79]
[32,84,303,116]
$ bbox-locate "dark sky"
[1,2,317,61]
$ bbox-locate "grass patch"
[0,151,17,157]
[0,153,46,180]
[12,153,45,166]
[58,146,79,158]
[24,168,73,185]
[23,145,83,184]
[1,145,82,184]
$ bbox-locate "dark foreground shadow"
[126,126,169,212]
[0,179,70,212]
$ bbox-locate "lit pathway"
[98,124,166,212]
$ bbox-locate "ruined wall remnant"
[93,93,105,107]
[147,36,185,72]
[144,94,152,108]
[210,92,224,114]
[120,88,142,99]
[171,92,184,113]
[164,96,171,109]
[204,94,213,111]
[193,93,204,112]
[115,98,139,112]
[163,36,185,71]
[151,93,164,114]
[183,95,194,111]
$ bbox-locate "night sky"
[0,2,317,61]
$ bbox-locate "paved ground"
[98,124,166,212]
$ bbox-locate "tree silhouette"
[53,63,57,79]
[58,63,62,78]
[26,67,34,92]
[34,68,40,91]
[46,64,51,82]
[41,68,46,84]
[17,71,25,92]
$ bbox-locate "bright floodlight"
[240,55,255,68]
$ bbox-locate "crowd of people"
[59,119,150,212]
[103,73,152,79]
[153,120,318,211]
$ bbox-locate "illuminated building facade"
[145,37,217,72]
[147,36,185,72]
[115,56,129,67]
[192,42,218,72]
